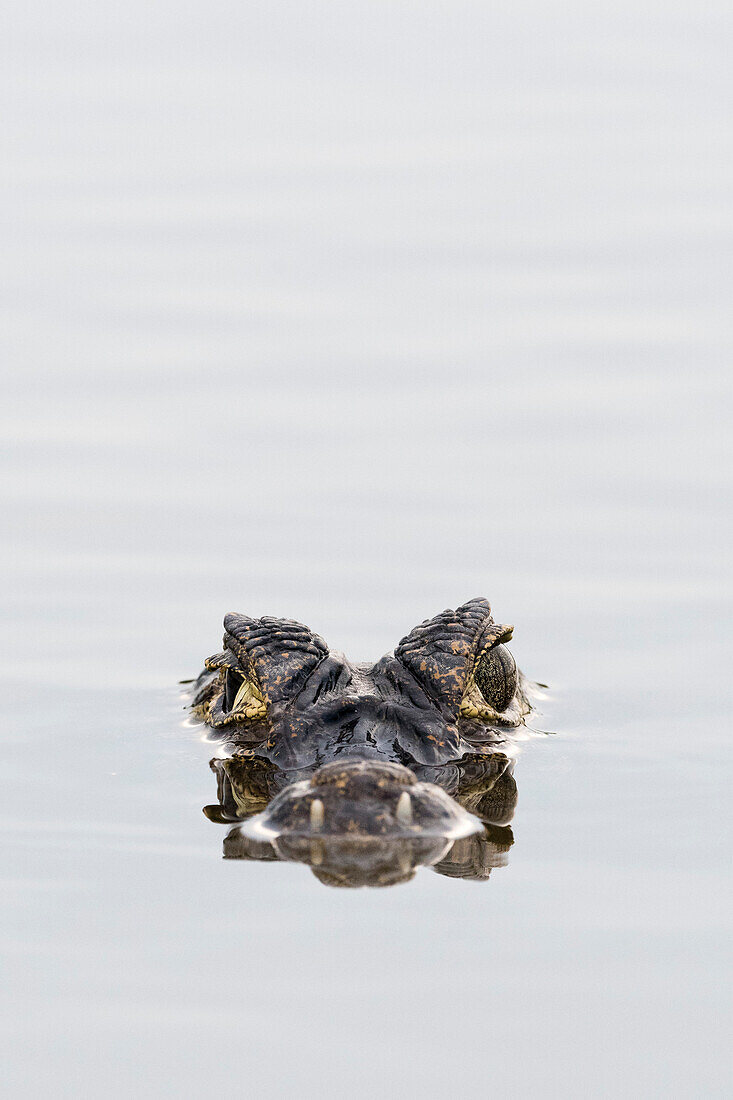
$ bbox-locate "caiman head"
[191,597,532,886]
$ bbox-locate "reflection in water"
[203,749,518,888]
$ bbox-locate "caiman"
[190,597,535,888]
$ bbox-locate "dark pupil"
[474,645,517,712]
[224,668,244,711]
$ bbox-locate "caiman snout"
[241,758,482,842]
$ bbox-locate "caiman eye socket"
[474,645,517,713]
[220,666,267,721]
[224,668,245,712]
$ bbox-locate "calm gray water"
[2,2,732,1097]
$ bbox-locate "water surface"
[1,2,731,1096]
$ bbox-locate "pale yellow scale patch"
[459,679,501,722]
[231,676,268,721]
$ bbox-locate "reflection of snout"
[242,759,483,842]
[276,835,452,888]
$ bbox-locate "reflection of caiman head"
[192,598,532,888]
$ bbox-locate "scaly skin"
[191,597,533,887]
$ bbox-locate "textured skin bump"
[395,597,498,714]
[222,613,329,705]
[204,650,240,671]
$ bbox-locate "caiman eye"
[224,668,245,712]
[474,645,517,713]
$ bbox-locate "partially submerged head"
[192,598,530,866]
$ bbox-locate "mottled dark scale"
[219,613,329,704]
[395,597,500,714]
